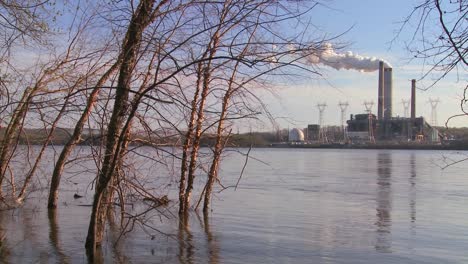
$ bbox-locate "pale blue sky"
[260,0,468,130]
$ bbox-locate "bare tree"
[398,0,467,157]
[0,55,74,201]
[0,0,54,115]
[399,0,467,84]
[0,2,117,206]
[0,1,342,260]
[181,1,227,214]
[175,0,330,213]
[0,0,52,58]
[85,0,169,258]
[47,57,121,209]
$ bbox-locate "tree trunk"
[85,0,164,258]
[203,67,237,213]
[183,30,222,211]
[202,131,224,213]
[203,28,252,212]
[0,88,32,196]
[0,54,77,199]
[183,59,214,209]
[178,62,204,215]
[17,87,73,202]
[183,0,232,211]
[47,61,120,209]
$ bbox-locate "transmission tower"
[363,101,375,143]
[428,98,440,126]
[402,99,410,118]
[363,101,374,114]
[317,103,328,143]
[338,101,349,141]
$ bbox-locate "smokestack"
[411,79,416,119]
[378,61,385,120]
[383,67,393,119]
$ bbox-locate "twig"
[235,144,252,190]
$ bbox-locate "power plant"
[346,61,440,143]
[288,45,444,145]
[292,61,441,144]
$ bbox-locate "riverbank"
[2,127,467,150]
[270,141,468,151]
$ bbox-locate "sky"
[6,1,465,132]
[257,0,468,131]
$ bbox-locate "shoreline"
[269,142,468,151]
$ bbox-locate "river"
[1,147,468,263]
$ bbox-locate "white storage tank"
[289,128,305,142]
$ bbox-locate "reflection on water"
[375,152,392,253]
[107,211,130,264]
[178,212,194,264]
[0,211,10,263]
[374,152,418,253]
[409,153,416,223]
[48,210,70,264]
[202,211,219,264]
[177,211,219,264]
[0,148,468,263]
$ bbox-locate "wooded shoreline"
[4,127,467,150]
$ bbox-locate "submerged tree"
[0,0,341,259]
[0,0,54,195]
[0,1,118,206]
[85,0,170,257]
[176,0,329,214]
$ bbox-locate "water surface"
[1,147,468,263]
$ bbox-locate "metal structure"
[411,79,416,119]
[363,101,375,143]
[363,101,374,113]
[338,101,349,140]
[317,103,328,143]
[428,98,440,126]
[402,99,410,118]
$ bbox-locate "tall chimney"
[383,67,393,119]
[411,79,416,119]
[378,61,385,120]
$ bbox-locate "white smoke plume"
[304,43,391,72]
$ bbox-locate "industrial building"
[307,124,320,141]
[346,62,441,143]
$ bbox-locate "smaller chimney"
[411,79,416,119]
